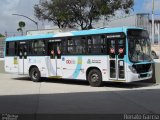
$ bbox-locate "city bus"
[4,27,153,87]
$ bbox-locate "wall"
[0,59,5,73]
[107,15,137,27]
[153,21,160,44]
[153,62,160,83]
[107,14,160,46]
[0,37,5,58]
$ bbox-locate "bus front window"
[128,30,152,63]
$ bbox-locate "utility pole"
[152,0,155,45]
[12,14,38,30]
[158,23,160,60]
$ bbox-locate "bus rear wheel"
[30,67,41,82]
[87,69,102,87]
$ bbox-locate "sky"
[134,0,160,15]
[0,0,160,36]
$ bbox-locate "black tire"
[87,69,102,87]
[30,67,41,82]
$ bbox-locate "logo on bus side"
[87,59,92,64]
[66,59,76,64]
[87,59,101,64]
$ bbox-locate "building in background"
[107,13,160,45]
[0,37,5,58]
[27,27,78,35]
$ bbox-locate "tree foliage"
[34,0,134,30]
[0,33,5,37]
[19,21,26,28]
[34,0,74,28]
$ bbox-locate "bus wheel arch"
[86,67,103,87]
[29,66,41,82]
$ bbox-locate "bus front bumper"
[126,71,153,82]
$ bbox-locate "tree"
[34,0,134,30]
[17,21,26,35]
[34,0,74,29]
[0,33,5,37]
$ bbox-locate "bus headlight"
[149,65,153,72]
[129,66,137,73]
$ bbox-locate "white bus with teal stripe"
[5,27,153,87]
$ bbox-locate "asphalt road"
[0,73,160,116]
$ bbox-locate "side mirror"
[151,51,159,59]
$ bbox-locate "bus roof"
[6,26,143,42]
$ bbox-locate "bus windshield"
[128,29,152,63]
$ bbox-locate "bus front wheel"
[30,67,41,82]
[87,69,102,87]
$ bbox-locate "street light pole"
[152,0,155,45]
[12,14,38,30]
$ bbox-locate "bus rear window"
[6,42,18,56]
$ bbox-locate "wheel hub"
[91,74,99,82]
[33,71,38,79]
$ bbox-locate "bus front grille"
[133,64,151,73]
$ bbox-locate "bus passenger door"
[48,41,62,77]
[18,42,28,75]
[108,39,125,81]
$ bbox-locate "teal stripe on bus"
[6,34,55,41]
[72,27,124,36]
[5,27,143,42]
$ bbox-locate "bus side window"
[50,45,55,59]
[19,47,23,59]
[67,38,75,54]
[87,37,92,54]
[109,40,116,58]
[87,35,106,54]
[6,42,9,56]
[6,42,18,56]
[118,40,125,59]
[88,46,92,53]
[100,35,107,54]
[30,40,46,55]
[75,37,86,54]
[24,45,27,59]
[57,45,61,59]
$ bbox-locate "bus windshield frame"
[127,29,152,63]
